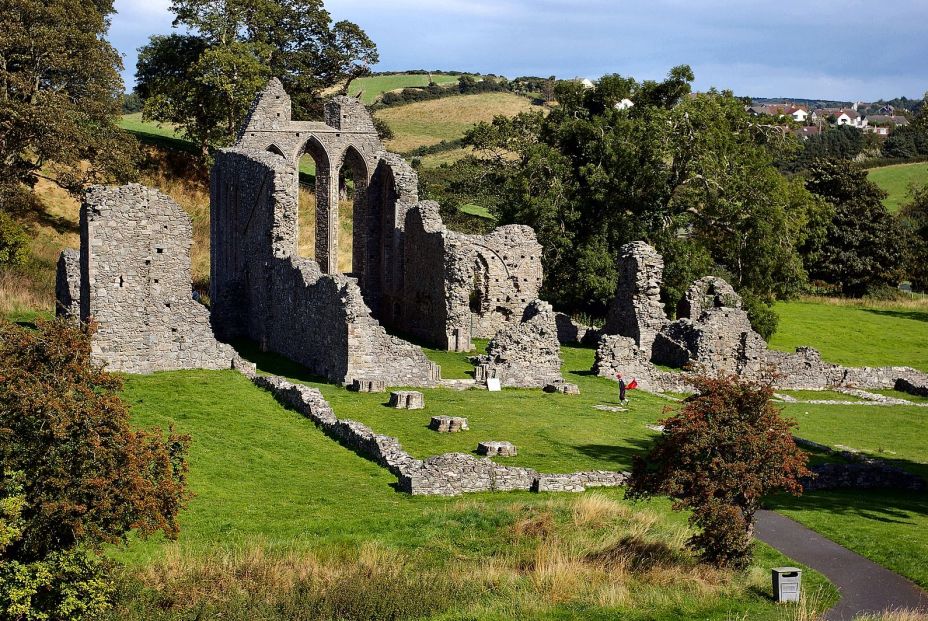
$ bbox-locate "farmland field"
[375,92,537,153]
[867,161,928,212]
[348,72,461,104]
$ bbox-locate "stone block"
[349,379,386,393]
[477,441,517,457]
[389,390,425,409]
[429,416,469,433]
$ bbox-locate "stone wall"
[210,149,439,386]
[473,300,563,388]
[71,184,236,373]
[596,241,928,393]
[604,241,668,352]
[55,248,80,319]
[395,196,544,352]
[249,369,628,496]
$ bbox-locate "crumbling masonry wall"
[594,242,928,394]
[473,300,563,387]
[55,248,80,319]
[397,198,544,351]
[604,241,668,352]
[66,184,236,373]
[210,149,438,386]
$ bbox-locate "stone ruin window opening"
[296,135,329,265]
[338,146,369,278]
[469,255,491,315]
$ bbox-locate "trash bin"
[771,567,802,602]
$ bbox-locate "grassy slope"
[350,73,460,105]
[769,300,928,372]
[118,365,836,619]
[867,162,928,212]
[375,92,536,153]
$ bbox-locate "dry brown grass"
[119,494,777,619]
[855,611,928,621]
[375,92,536,153]
[0,177,80,316]
[800,294,928,312]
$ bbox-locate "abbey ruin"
[56,79,927,397]
[51,79,928,496]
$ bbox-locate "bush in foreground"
[0,319,191,619]
[626,375,809,569]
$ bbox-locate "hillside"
[348,72,461,104]
[867,161,928,212]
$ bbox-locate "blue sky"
[110,0,928,101]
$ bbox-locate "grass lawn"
[769,299,928,372]
[119,113,195,153]
[375,92,537,153]
[349,72,461,105]
[115,365,837,619]
[867,162,928,212]
[767,401,928,588]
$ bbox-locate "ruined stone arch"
[295,134,334,271]
[337,144,371,276]
[265,144,286,157]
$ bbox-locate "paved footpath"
[756,510,928,620]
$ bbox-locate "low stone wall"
[802,462,927,492]
[247,369,628,496]
[793,437,926,492]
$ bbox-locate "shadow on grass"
[125,128,199,155]
[861,308,928,324]
[766,488,928,526]
[573,436,656,467]
[229,339,331,385]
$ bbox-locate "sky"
[110,0,928,102]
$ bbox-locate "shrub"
[626,375,809,569]
[0,319,191,619]
[0,211,29,268]
[741,292,779,340]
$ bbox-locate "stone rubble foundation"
[389,390,425,409]
[243,366,628,496]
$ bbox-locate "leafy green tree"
[136,0,378,156]
[0,0,138,199]
[427,69,828,322]
[0,319,190,618]
[803,160,907,296]
[0,212,28,268]
[626,375,809,569]
[899,183,928,292]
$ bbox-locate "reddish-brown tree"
[0,319,190,562]
[626,375,809,568]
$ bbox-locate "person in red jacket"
[615,373,638,405]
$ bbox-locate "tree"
[626,375,809,568]
[803,160,907,296]
[136,0,378,156]
[0,319,190,617]
[0,0,138,200]
[899,183,928,292]
[427,70,828,321]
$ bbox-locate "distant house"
[812,108,866,128]
[614,98,634,110]
[865,115,909,136]
[746,103,809,123]
[792,125,823,140]
[574,77,595,89]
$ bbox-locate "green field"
[348,72,461,105]
[769,299,928,372]
[375,91,537,154]
[867,161,928,212]
[112,347,838,619]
